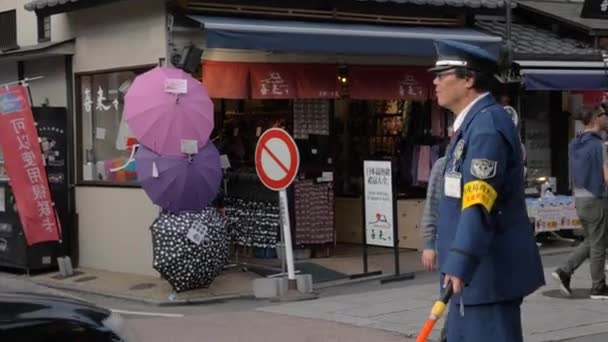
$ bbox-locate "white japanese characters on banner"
[260,72,290,96]
[11,117,55,232]
[399,74,424,98]
[364,160,394,247]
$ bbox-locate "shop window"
[0,10,17,51]
[521,91,552,180]
[334,99,449,198]
[76,66,152,185]
[37,15,51,42]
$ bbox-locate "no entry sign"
[255,128,300,191]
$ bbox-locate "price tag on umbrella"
[164,79,188,94]
[187,220,209,245]
[181,139,198,154]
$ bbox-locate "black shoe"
[590,285,608,300]
[552,269,572,296]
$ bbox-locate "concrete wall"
[67,0,168,276]
[75,186,157,276]
[25,56,68,107]
[68,0,167,73]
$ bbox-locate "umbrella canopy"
[124,66,214,156]
[151,210,229,292]
[135,143,222,213]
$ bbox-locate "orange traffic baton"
[415,281,453,342]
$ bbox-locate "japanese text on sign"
[363,160,394,248]
[83,86,119,113]
[11,117,54,227]
[0,85,59,245]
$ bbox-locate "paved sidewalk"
[259,262,608,342]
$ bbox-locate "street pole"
[506,0,513,66]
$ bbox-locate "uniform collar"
[453,92,490,132]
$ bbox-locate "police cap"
[428,40,499,74]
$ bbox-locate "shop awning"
[523,69,608,90]
[188,15,502,56]
[0,39,74,64]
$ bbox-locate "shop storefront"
[180,14,502,273]
[516,67,608,239]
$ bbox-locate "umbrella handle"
[110,144,140,172]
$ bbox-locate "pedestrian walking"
[430,40,545,342]
[420,155,447,342]
[421,156,447,272]
[552,102,608,299]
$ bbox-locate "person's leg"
[553,198,595,295]
[461,299,524,342]
[579,198,608,293]
[553,236,589,295]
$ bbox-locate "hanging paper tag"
[187,220,208,245]
[220,154,231,169]
[164,79,188,94]
[256,126,262,137]
[180,139,198,154]
[152,161,159,178]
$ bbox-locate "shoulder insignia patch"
[470,159,497,179]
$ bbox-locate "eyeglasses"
[434,70,457,81]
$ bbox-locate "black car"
[0,292,139,341]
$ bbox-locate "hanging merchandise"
[150,209,229,293]
[293,179,334,246]
[293,99,330,139]
[224,197,279,248]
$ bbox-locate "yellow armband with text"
[462,180,498,212]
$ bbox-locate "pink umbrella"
[124,66,214,156]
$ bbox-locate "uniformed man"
[430,40,545,342]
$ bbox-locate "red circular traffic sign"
[255,128,300,191]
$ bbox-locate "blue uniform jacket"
[437,95,545,305]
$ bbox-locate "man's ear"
[464,76,475,90]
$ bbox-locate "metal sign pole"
[279,189,296,281]
[381,160,414,285]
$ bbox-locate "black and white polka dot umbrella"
[150,209,229,292]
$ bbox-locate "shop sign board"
[363,160,394,248]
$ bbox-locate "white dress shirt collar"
[452,92,490,133]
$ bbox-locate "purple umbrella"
[125,66,214,156]
[135,143,222,212]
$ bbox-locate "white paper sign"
[363,160,394,247]
[187,220,208,245]
[180,139,198,154]
[220,154,231,169]
[95,127,106,140]
[164,79,188,94]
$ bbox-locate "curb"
[29,278,254,306]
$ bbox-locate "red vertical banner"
[0,85,60,245]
